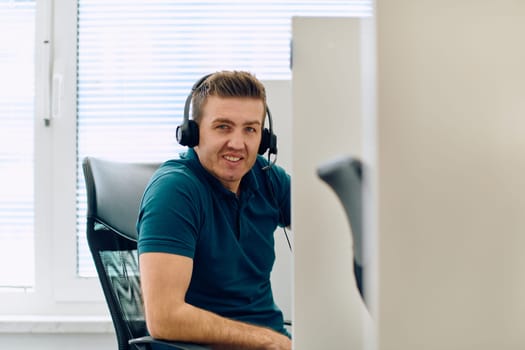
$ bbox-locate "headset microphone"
[262,153,278,171]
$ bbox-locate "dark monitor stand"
[317,155,366,306]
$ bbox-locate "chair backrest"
[83,157,161,350]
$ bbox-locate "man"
[137,71,292,349]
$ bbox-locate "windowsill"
[0,315,114,334]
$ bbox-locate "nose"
[227,129,245,149]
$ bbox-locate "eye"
[245,126,258,133]
[216,124,230,130]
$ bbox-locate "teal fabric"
[137,149,291,336]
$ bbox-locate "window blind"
[76,0,372,276]
[0,0,35,289]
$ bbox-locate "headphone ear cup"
[176,120,199,147]
[258,128,270,155]
[258,128,278,155]
[268,132,277,155]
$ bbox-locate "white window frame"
[0,0,371,317]
[1,0,107,316]
[45,0,104,304]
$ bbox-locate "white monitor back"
[291,17,374,350]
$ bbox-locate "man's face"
[194,95,265,194]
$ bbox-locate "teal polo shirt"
[137,149,291,335]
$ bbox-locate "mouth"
[223,155,242,162]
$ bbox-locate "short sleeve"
[137,166,203,258]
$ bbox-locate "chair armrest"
[129,336,211,350]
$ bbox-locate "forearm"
[147,302,290,350]
[140,253,289,349]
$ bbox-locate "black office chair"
[317,155,367,307]
[83,156,210,350]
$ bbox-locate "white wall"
[0,316,115,350]
[265,79,294,322]
[0,333,115,350]
[376,1,525,349]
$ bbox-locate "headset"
[176,73,278,160]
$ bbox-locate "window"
[0,0,35,290]
[0,0,371,314]
[76,0,373,277]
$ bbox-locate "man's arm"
[140,252,291,350]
